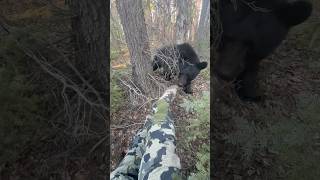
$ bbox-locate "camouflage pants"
[110,86,182,180]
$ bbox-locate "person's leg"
[110,120,150,180]
[139,86,181,180]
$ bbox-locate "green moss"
[153,100,169,124]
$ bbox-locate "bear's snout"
[178,75,188,87]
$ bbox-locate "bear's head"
[214,0,313,82]
[178,62,207,87]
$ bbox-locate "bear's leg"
[236,63,262,101]
[183,83,192,94]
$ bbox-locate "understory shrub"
[180,91,210,179]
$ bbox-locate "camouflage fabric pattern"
[110,86,182,180]
[110,119,150,180]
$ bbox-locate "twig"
[89,135,109,155]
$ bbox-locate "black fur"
[153,43,207,93]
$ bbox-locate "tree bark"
[110,3,124,52]
[70,0,109,131]
[176,0,190,43]
[116,0,153,95]
[197,0,210,42]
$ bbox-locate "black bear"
[153,43,207,93]
[214,0,312,101]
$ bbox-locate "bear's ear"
[196,62,208,70]
[276,1,312,27]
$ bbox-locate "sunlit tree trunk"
[197,0,210,42]
[116,0,153,95]
[110,14,120,52]
[176,0,190,43]
[189,0,201,42]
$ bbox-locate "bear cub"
[153,43,207,94]
[214,0,313,101]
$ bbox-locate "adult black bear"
[214,0,312,101]
[153,43,207,93]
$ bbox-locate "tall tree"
[176,0,190,43]
[189,0,202,42]
[197,0,210,42]
[164,0,174,40]
[116,0,153,95]
[110,1,124,52]
[70,0,109,132]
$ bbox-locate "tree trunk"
[70,0,109,131]
[189,0,201,42]
[110,4,124,52]
[164,0,172,40]
[197,0,210,42]
[187,1,194,42]
[116,0,153,96]
[176,0,190,43]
